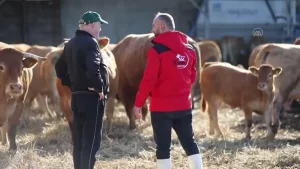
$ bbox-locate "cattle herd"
[0,33,300,152]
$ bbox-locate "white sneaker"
[157,158,171,169]
[188,154,203,169]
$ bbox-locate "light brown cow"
[22,45,60,123]
[107,44,117,51]
[0,42,45,150]
[10,43,31,52]
[200,62,281,140]
[197,40,222,67]
[248,43,269,67]
[254,44,300,139]
[294,37,300,45]
[56,37,119,135]
[112,33,201,130]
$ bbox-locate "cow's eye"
[268,74,273,78]
[0,65,4,71]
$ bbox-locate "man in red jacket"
[133,12,203,169]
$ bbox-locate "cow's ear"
[22,52,44,68]
[249,66,259,76]
[23,57,38,68]
[273,67,282,76]
[98,37,110,49]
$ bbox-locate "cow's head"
[249,64,282,92]
[0,48,42,98]
[97,37,110,49]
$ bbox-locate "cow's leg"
[125,102,136,130]
[20,97,34,128]
[105,95,115,133]
[221,43,228,62]
[264,104,274,140]
[1,120,8,145]
[265,94,285,140]
[36,93,55,118]
[8,123,17,150]
[8,102,24,150]
[207,100,223,138]
[60,96,74,143]
[119,87,137,130]
[47,90,63,119]
[243,108,253,140]
[228,46,236,65]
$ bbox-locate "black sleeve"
[85,41,104,93]
[55,48,71,87]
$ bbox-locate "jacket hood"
[152,31,189,53]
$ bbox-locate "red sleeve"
[134,48,160,107]
[190,50,197,84]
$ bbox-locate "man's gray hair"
[155,12,175,30]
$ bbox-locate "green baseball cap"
[79,11,108,25]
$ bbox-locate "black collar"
[75,30,93,38]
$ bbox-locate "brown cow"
[254,44,300,139]
[22,45,60,124]
[216,36,249,67]
[0,42,45,149]
[198,40,222,67]
[200,62,282,140]
[56,36,119,135]
[112,33,201,130]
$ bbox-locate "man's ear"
[249,66,259,76]
[98,37,110,49]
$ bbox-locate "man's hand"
[98,92,104,100]
[88,87,104,100]
[133,106,142,119]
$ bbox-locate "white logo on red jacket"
[175,53,189,69]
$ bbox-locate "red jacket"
[134,31,197,112]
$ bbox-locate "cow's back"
[112,33,153,90]
[26,45,56,57]
[256,44,300,67]
[294,37,300,45]
[258,44,300,96]
[0,42,12,50]
[248,43,269,66]
[26,45,57,94]
[113,33,200,92]
[10,43,31,52]
[198,40,221,67]
[200,62,258,108]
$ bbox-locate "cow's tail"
[201,95,206,113]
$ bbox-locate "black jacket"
[55,30,105,93]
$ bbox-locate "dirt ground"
[0,103,300,169]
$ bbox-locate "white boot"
[157,158,171,169]
[188,154,203,169]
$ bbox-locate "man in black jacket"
[55,11,108,169]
